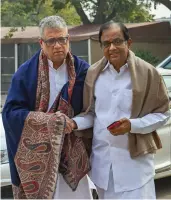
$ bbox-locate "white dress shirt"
[47,59,68,110]
[73,62,169,193]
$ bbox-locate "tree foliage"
[2,0,170,27]
[1,0,81,27]
[1,0,36,27]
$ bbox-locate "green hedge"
[134,49,160,66]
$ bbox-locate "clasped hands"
[57,112,77,134]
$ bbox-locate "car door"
[154,75,171,172]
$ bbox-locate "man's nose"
[54,41,61,48]
[109,42,117,50]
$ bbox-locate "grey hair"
[39,15,67,38]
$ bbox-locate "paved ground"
[1,176,171,199]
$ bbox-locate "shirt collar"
[48,59,65,71]
[103,61,128,72]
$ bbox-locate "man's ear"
[68,34,70,42]
[39,38,43,49]
[127,38,132,49]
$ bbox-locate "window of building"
[70,40,88,63]
[1,44,15,94]
[18,43,40,66]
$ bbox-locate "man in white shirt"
[2,16,92,199]
[71,21,170,199]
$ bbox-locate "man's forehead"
[101,25,123,40]
[43,27,68,35]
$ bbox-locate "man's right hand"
[65,118,78,134]
[56,112,73,134]
[64,115,74,134]
[56,112,78,134]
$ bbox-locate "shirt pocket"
[117,89,132,113]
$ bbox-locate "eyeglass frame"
[41,34,69,47]
[100,38,127,49]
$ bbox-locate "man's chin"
[109,57,119,65]
[54,56,65,62]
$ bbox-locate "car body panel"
[154,68,171,179]
[0,164,11,187]
[155,118,171,169]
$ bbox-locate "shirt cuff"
[130,118,143,133]
[73,116,93,131]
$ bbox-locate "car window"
[163,59,171,69]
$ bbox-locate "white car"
[1,69,171,188]
[154,68,171,179]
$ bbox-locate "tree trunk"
[93,0,106,24]
[71,0,92,24]
[156,0,171,10]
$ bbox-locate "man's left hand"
[109,118,131,136]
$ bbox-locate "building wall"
[91,40,103,64]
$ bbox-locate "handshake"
[58,112,77,134]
